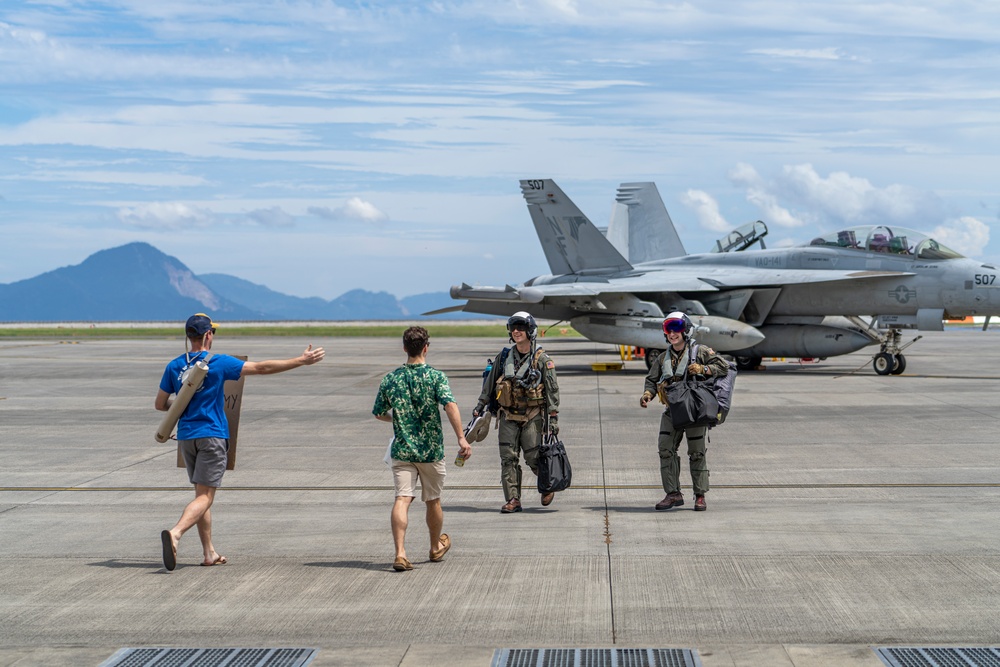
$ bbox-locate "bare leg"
[426,498,444,552]
[168,484,220,563]
[391,496,414,560]
[196,507,224,564]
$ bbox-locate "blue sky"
[2,1,999,299]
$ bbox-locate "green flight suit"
[478,344,559,502]
[643,342,728,496]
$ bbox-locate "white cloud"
[15,169,208,187]
[749,47,847,61]
[744,186,806,228]
[308,197,388,224]
[730,163,942,230]
[680,189,730,233]
[931,216,990,257]
[116,202,213,230]
[245,206,295,228]
[728,163,805,228]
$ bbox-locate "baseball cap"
[185,313,217,337]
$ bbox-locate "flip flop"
[201,555,228,566]
[160,530,176,571]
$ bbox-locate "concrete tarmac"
[1,331,998,667]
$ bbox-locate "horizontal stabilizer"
[520,179,631,275]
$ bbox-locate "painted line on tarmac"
[2,483,999,492]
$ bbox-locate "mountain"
[197,273,334,319]
[0,242,486,321]
[199,274,484,320]
[0,242,263,321]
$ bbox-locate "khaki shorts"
[391,459,447,501]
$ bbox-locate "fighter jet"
[446,179,1000,374]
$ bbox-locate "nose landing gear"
[871,329,920,375]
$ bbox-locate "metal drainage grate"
[99,647,318,667]
[492,648,701,667]
[876,647,1000,667]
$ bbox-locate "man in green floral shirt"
[373,326,471,572]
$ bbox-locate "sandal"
[429,534,451,562]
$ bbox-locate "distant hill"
[0,242,487,321]
[199,274,476,320]
[0,243,263,321]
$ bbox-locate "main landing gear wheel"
[644,349,662,371]
[735,355,762,371]
[873,352,896,375]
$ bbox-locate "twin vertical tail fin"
[520,179,631,276]
[608,182,687,263]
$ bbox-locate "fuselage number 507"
[974,274,996,285]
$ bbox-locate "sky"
[2,1,999,300]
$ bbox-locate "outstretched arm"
[242,345,325,376]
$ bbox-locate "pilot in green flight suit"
[474,311,560,513]
[640,312,729,512]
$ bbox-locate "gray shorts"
[179,438,229,488]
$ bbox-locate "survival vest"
[495,346,546,410]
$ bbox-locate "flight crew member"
[639,311,728,512]
[474,311,560,513]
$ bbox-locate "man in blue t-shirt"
[155,313,325,571]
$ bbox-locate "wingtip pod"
[154,361,209,444]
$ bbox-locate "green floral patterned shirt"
[373,363,455,463]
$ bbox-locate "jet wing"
[451,274,719,304]
[450,282,603,304]
[691,268,915,288]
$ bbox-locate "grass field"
[0,324,583,339]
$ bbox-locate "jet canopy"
[805,225,964,260]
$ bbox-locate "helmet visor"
[663,318,686,334]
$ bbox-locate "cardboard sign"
[177,356,247,471]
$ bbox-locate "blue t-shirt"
[159,351,245,440]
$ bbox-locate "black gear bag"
[537,432,572,494]
[665,377,720,430]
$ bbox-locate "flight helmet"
[507,311,538,341]
[662,311,693,340]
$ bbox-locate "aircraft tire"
[873,352,895,375]
[735,355,761,371]
[890,354,906,375]
[645,349,662,371]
